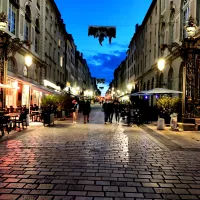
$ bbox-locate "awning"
[130,88,183,96]
[0,83,15,89]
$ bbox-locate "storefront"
[5,76,60,109]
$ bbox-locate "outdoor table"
[31,111,41,122]
[4,113,20,129]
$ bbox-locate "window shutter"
[20,14,24,36]
[32,27,35,44]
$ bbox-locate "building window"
[60,56,63,67]
[8,2,17,35]
[182,0,189,39]
[58,39,61,47]
[161,0,166,12]
[24,20,29,40]
[37,0,40,10]
[23,66,28,77]
[35,32,39,53]
[169,10,175,44]
[58,52,60,65]
[168,68,173,89]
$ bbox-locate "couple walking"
[71,99,91,124]
[102,100,121,124]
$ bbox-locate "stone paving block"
[0,188,14,193]
[105,192,124,197]
[85,185,102,191]
[162,194,181,199]
[96,181,110,186]
[87,192,104,197]
[142,183,159,187]
[30,190,48,195]
[76,197,93,200]
[180,194,199,199]
[124,193,144,198]
[0,194,20,200]
[37,184,54,190]
[37,196,54,200]
[68,185,84,191]
[119,186,137,192]
[137,187,154,193]
[67,191,87,196]
[154,188,173,194]
[12,189,31,194]
[188,189,200,195]
[0,183,8,188]
[144,193,162,199]
[47,190,67,195]
[4,178,20,182]
[18,195,38,200]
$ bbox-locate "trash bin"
[157,118,165,130]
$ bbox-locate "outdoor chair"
[0,116,11,136]
[15,113,27,130]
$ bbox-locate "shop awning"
[0,83,15,89]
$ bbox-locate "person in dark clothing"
[102,100,109,124]
[114,101,121,124]
[82,100,91,124]
[107,100,114,123]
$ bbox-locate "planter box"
[57,111,65,118]
[43,113,54,126]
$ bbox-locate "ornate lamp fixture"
[185,16,197,38]
[0,13,8,30]
[88,26,116,46]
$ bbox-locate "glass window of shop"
[6,79,17,108]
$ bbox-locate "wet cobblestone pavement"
[0,105,200,200]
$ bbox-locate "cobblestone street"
[0,104,200,200]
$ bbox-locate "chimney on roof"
[135,23,139,32]
[81,53,83,57]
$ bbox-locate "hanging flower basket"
[88,26,116,46]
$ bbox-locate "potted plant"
[156,96,182,124]
[41,94,58,126]
[88,26,116,45]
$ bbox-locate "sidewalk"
[144,123,200,150]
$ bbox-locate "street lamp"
[0,12,32,110]
[158,15,199,119]
[25,54,33,67]
[127,84,132,92]
[157,58,165,71]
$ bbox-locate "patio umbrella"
[130,91,151,96]
[144,88,183,94]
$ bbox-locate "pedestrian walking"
[114,101,121,124]
[71,100,79,124]
[82,100,91,124]
[108,100,114,123]
[102,99,109,124]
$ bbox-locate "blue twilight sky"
[54,0,152,95]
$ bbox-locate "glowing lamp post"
[157,58,165,71]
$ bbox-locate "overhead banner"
[99,87,104,90]
[96,79,105,84]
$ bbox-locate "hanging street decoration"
[99,87,104,90]
[88,26,116,46]
[96,78,105,84]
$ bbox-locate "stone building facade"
[0,0,94,108]
[112,0,200,105]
